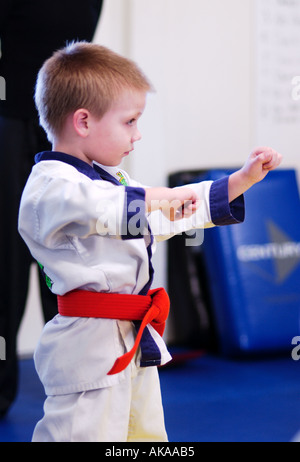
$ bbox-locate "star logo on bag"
[266,221,300,283]
[237,220,300,284]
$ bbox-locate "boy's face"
[86,89,147,167]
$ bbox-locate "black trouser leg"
[0,116,57,415]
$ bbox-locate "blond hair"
[35,41,153,142]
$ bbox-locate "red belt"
[57,288,170,375]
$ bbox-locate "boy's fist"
[242,147,283,185]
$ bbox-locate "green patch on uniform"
[37,261,54,290]
[116,171,128,186]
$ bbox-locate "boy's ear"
[73,109,90,137]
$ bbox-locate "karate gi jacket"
[18,151,245,395]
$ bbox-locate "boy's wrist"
[237,167,257,189]
[145,187,170,212]
[228,169,254,203]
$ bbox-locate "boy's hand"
[145,186,200,221]
[241,147,283,185]
[228,147,283,203]
[164,187,200,221]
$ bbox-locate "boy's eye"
[127,118,136,126]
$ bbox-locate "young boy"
[18,42,282,442]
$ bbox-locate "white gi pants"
[32,362,168,442]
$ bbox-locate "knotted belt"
[57,288,170,375]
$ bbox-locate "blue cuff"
[210,177,245,226]
[121,186,148,239]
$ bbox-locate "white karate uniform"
[18,151,244,442]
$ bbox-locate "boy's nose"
[132,129,142,142]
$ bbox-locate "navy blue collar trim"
[93,164,121,186]
[35,151,101,181]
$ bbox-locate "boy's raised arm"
[145,147,282,223]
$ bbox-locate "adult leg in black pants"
[0,0,103,418]
[0,116,58,418]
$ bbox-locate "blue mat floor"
[1,352,300,442]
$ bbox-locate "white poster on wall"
[254,0,300,164]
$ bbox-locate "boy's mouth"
[124,148,133,156]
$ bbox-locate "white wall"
[18,0,300,355]
[17,264,44,356]
[94,0,254,295]
[96,0,254,178]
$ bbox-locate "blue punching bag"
[202,169,300,356]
